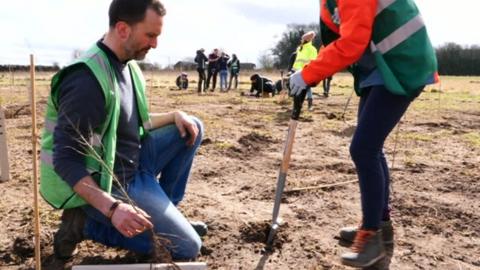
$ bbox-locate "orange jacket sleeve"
[302,0,377,85]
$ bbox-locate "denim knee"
[173,235,201,260]
[189,116,204,146]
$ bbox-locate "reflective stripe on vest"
[376,0,396,15]
[44,119,103,147]
[371,14,425,54]
[40,150,53,167]
[40,150,97,174]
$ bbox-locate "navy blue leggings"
[350,85,418,230]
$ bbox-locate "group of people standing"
[194,48,240,93]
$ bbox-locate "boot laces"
[352,229,376,253]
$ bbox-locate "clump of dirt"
[325,162,356,174]
[239,221,290,251]
[4,104,30,119]
[201,138,213,145]
[404,162,429,173]
[199,169,219,178]
[12,236,34,259]
[319,111,339,120]
[238,132,276,152]
[415,121,453,129]
[394,197,480,238]
[223,145,245,159]
[332,125,356,137]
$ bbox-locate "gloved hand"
[288,70,308,96]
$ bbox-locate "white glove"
[288,70,308,96]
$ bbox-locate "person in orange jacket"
[289,0,438,267]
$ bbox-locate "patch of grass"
[400,131,434,142]
[260,113,275,122]
[214,140,235,150]
[320,119,344,130]
[462,132,480,148]
[226,97,244,105]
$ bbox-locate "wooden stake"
[29,54,42,270]
[0,106,10,182]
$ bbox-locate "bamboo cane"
[29,54,42,270]
[284,180,358,193]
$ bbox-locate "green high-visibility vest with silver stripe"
[40,44,151,209]
[293,42,318,71]
[325,0,438,97]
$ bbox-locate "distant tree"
[436,43,480,75]
[257,51,275,70]
[271,23,322,69]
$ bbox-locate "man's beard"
[134,49,149,60]
[124,43,150,61]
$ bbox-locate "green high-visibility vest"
[323,0,438,97]
[230,59,240,71]
[293,41,318,71]
[40,44,151,209]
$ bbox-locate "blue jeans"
[350,86,419,230]
[306,87,313,99]
[219,70,228,90]
[83,117,203,259]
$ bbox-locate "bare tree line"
[269,24,480,76]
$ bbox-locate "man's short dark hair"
[109,0,166,27]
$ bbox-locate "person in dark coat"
[175,72,189,90]
[217,52,230,91]
[249,73,276,97]
[194,48,208,93]
[206,48,220,91]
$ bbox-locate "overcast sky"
[0,0,479,67]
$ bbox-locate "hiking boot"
[341,229,385,268]
[190,221,208,237]
[307,98,313,111]
[54,208,86,259]
[339,220,394,246]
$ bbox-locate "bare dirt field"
[0,70,479,269]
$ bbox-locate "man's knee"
[173,236,201,260]
[189,116,204,145]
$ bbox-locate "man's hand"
[174,111,199,146]
[289,70,308,96]
[111,203,153,238]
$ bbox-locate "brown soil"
[0,72,479,269]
